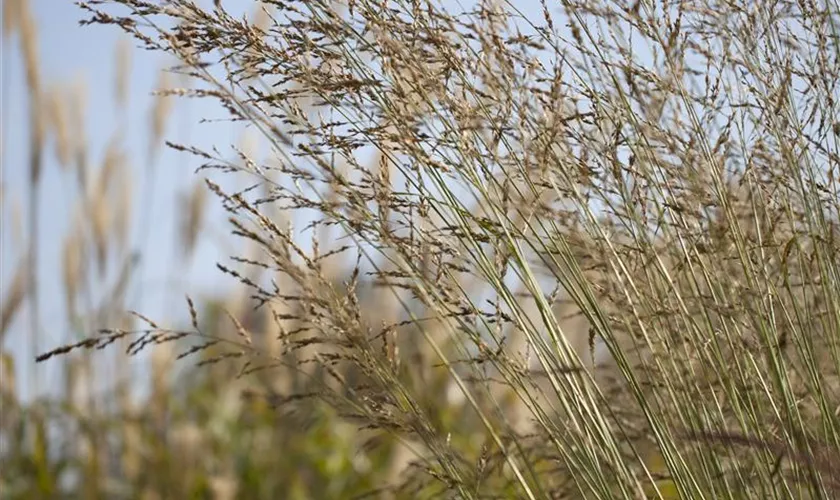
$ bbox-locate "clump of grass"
[34,0,840,498]
[3,1,411,497]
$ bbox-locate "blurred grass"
[4,0,840,498]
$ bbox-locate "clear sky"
[1,0,551,402]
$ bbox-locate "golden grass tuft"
[46,86,72,169]
[115,37,131,109]
[0,257,28,344]
[61,208,84,321]
[150,68,174,162]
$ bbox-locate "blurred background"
[2,0,251,403]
